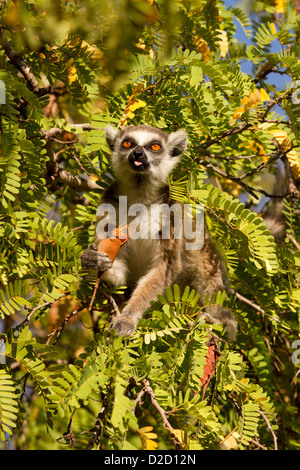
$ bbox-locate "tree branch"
[42,129,103,191]
[199,152,299,200]
[0,26,50,96]
[140,379,182,449]
[257,410,278,450]
[46,308,80,346]
[233,291,266,316]
[42,124,105,140]
[55,168,101,191]
[286,233,300,251]
[201,122,252,149]
[262,88,293,120]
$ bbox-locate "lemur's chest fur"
[102,180,169,287]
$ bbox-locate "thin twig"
[262,88,293,120]
[57,410,77,447]
[13,300,53,332]
[251,437,268,450]
[141,379,182,449]
[257,410,278,450]
[201,122,252,149]
[199,148,299,200]
[88,270,103,311]
[46,308,80,346]
[286,233,300,251]
[103,293,121,317]
[233,291,266,316]
[85,394,110,450]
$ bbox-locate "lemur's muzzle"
[128,146,149,172]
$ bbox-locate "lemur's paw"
[110,315,137,337]
[80,247,112,271]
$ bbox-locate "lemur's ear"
[105,125,118,150]
[168,129,188,157]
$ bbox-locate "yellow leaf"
[257,122,275,130]
[270,22,277,35]
[286,149,300,179]
[129,99,147,112]
[216,29,228,58]
[120,97,147,125]
[138,426,158,450]
[138,426,153,433]
[231,88,271,124]
[171,429,188,449]
[268,128,289,144]
[193,35,210,63]
[219,431,240,450]
[66,58,78,85]
[259,88,271,101]
[230,107,244,125]
[275,0,285,14]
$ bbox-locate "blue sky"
[224,0,291,92]
[223,0,292,121]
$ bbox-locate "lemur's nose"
[132,147,144,159]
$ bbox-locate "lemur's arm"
[111,237,182,336]
[80,182,120,271]
[111,260,170,336]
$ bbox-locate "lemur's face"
[105,125,187,183]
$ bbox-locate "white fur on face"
[123,128,161,147]
[106,125,187,187]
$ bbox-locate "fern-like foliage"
[0,0,299,451]
[0,369,19,442]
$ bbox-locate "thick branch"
[43,124,105,140]
[43,130,102,191]
[55,168,101,191]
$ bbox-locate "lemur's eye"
[122,140,132,149]
[151,143,161,151]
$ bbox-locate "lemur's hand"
[80,244,112,271]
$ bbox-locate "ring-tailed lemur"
[80,125,237,340]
